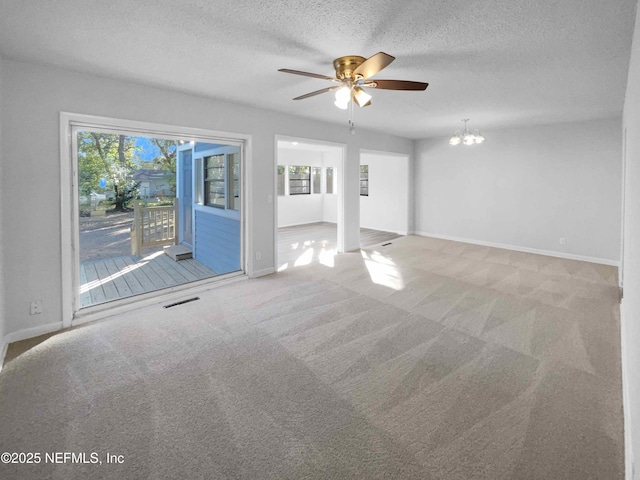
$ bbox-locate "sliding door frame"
[60,112,252,328]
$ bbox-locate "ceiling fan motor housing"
[333,56,366,80]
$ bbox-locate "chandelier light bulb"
[449,132,462,145]
[463,134,475,145]
[449,119,485,146]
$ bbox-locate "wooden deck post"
[130,224,136,255]
[133,202,143,257]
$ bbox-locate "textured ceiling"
[0,0,637,139]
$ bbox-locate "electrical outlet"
[559,237,567,246]
[30,300,43,315]
[255,251,261,261]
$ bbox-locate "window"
[202,151,240,210]
[229,153,240,211]
[326,167,334,194]
[289,166,311,194]
[277,166,285,196]
[312,167,321,194]
[360,165,369,196]
[205,154,225,207]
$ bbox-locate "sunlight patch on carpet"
[362,250,404,290]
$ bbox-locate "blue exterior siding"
[194,209,241,274]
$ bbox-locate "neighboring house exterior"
[133,169,174,198]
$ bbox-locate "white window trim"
[196,146,242,215]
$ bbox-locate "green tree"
[77,132,140,211]
[150,139,177,195]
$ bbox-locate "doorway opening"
[359,150,410,243]
[275,138,345,271]
[62,114,248,325]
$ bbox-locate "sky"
[135,137,160,162]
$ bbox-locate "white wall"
[359,151,410,235]
[0,54,5,358]
[0,59,413,339]
[622,3,640,479]
[414,118,622,263]
[277,149,324,227]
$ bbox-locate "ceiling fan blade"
[353,52,395,80]
[365,79,429,91]
[293,85,341,100]
[278,69,338,82]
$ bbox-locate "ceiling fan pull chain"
[348,100,355,134]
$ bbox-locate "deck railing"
[131,198,179,256]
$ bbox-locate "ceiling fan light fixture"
[334,86,351,109]
[475,132,485,144]
[352,87,372,107]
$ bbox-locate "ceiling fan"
[278,52,428,110]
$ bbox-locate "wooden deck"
[80,222,400,308]
[80,252,217,308]
[278,222,401,269]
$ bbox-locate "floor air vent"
[163,297,200,309]
[382,242,392,246]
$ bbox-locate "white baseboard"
[413,231,620,267]
[360,225,408,236]
[278,220,334,228]
[344,243,361,252]
[251,267,276,278]
[1,322,64,373]
[621,301,634,480]
[4,322,63,345]
[0,341,8,374]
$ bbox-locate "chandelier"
[449,119,485,146]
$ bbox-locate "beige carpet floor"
[0,235,623,479]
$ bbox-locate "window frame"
[198,146,241,213]
[277,165,286,196]
[360,165,369,196]
[289,165,311,195]
[228,152,240,211]
[325,167,335,195]
[312,166,322,194]
[204,154,226,208]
